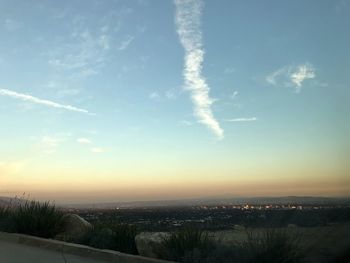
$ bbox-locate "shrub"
[0,206,10,220]
[200,243,247,263]
[156,225,215,263]
[111,223,138,254]
[11,201,65,238]
[242,229,305,263]
[0,206,14,232]
[83,226,115,249]
[155,228,306,263]
[80,222,138,255]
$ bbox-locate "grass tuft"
[156,225,214,263]
[0,206,13,232]
[11,201,65,238]
[80,222,138,254]
[241,229,305,263]
[156,227,305,263]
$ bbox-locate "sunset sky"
[0,0,349,203]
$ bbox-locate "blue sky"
[0,0,349,202]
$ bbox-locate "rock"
[56,214,93,242]
[135,232,169,258]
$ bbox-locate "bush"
[156,225,215,263]
[206,243,253,263]
[241,229,305,263]
[80,222,138,255]
[0,206,10,220]
[155,228,306,263]
[11,201,65,238]
[112,223,138,254]
[0,206,14,232]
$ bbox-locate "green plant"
[0,206,9,219]
[156,225,215,263]
[79,222,138,255]
[200,243,246,263]
[111,223,138,254]
[0,206,13,232]
[11,201,65,238]
[155,228,306,263]
[242,229,305,263]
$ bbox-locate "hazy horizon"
[1,0,349,203]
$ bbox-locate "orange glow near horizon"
[1,163,349,203]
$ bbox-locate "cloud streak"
[266,63,315,92]
[149,92,161,100]
[40,135,64,154]
[174,0,223,139]
[231,91,238,99]
[0,88,93,114]
[77,138,92,144]
[290,64,315,89]
[118,35,134,50]
[91,147,104,153]
[226,117,257,122]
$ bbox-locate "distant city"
[61,197,350,232]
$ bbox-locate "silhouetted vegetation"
[79,222,138,255]
[0,206,13,232]
[155,225,215,262]
[241,229,305,263]
[1,200,349,262]
[156,225,305,263]
[1,201,65,238]
[331,248,350,263]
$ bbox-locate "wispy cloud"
[224,67,235,74]
[231,91,239,99]
[77,137,105,153]
[77,138,91,144]
[174,0,223,139]
[165,88,178,99]
[4,18,21,31]
[45,15,121,81]
[118,35,134,50]
[47,28,109,77]
[226,117,257,122]
[149,89,179,101]
[40,135,66,154]
[266,63,315,92]
[290,64,315,89]
[0,88,93,114]
[149,92,161,100]
[91,147,104,153]
[179,120,193,126]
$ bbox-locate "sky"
[0,0,349,203]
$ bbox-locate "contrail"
[174,0,224,139]
[226,117,258,122]
[0,88,93,114]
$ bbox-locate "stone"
[56,214,93,242]
[135,232,169,258]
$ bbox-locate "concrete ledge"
[0,232,173,263]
